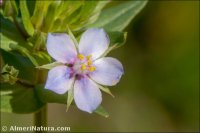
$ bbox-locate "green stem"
[34,104,48,133]
[34,70,47,132]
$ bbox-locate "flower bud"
[1,64,19,85]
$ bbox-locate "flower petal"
[89,57,124,86]
[46,33,77,63]
[45,66,74,94]
[74,77,102,113]
[79,28,109,60]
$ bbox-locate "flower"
[45,28,124,113]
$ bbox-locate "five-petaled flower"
[45,28,124,113]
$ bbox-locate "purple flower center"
[69,54,96,78]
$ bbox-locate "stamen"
[81,64,86,71]
[87,60,92,66]
[88,66,96,72]
[77,54,85,60]
[86,55,92,60]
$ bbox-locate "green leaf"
[20,1,35,36]
[69,1,109,31]
[32,51,51,66]
[35,84,68,104]
[79,1,109,26]
[0,33,17,51]
[43,1,60,32]
[3,0,18,17]
[0,83,44,114]
[50,18,62,32]
[28,31,47,51]
[36,62,63,70]
[64,7,82,27]
[58,1,83,20]
[54,1,108,32]
[66,89,74,112]
[85,1,110,25]
[109,31,127,47]
[59,1,83,31]
[89,1,148,31]
[67,27,79,48]
[26,0,36,16]
[79,1,99,21]
[0,49,37,83]
[0,15,26,48]
[94,105,109,118]
[31,1,52,29]
[0,17,34,61]
[98,84,114,98]
[101,31,127,57]
[9,43,39,66]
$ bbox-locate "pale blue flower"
[45,28,124,113]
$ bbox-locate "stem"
[34,105,48,133]
[17,79,35,88]
[34,69,48,133]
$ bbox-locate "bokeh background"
[1,1,199,132]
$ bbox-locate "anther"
[86,55,92,60]
[81,64,86,71]
[77,54,84,60]
[87,60,92,66]
[88,66,96,72]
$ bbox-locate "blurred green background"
[1,1,199,132]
